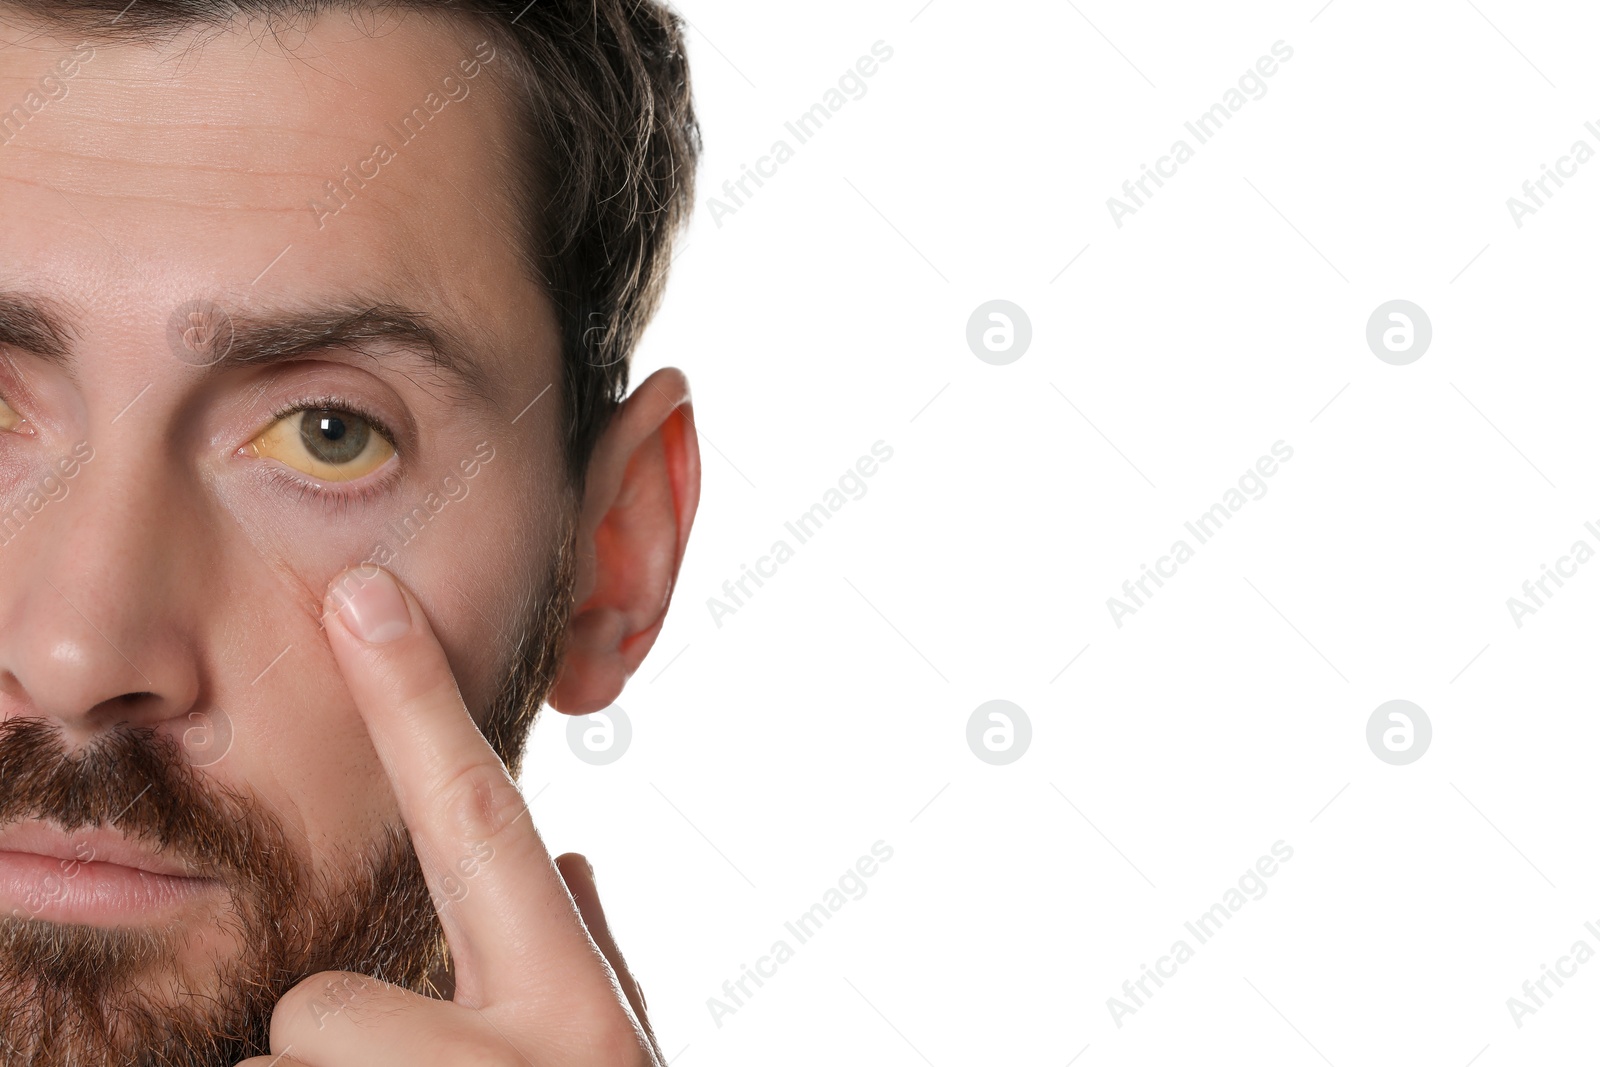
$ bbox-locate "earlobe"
[548,368,700,716]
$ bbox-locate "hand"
[237,565,660,1066]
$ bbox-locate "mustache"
[0,717,273,883]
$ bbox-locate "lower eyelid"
[254,454,402,510]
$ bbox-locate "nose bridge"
[0,440,200,737]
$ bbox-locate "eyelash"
[255,393,404,511]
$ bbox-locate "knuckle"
[432,757,526,856]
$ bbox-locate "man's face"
[0,9,568,1060]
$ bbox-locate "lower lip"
[0,849,220,924]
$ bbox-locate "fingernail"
[331,566,412,644]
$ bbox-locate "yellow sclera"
[251,409,394,483]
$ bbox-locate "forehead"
[0,9,538,384]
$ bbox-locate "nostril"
[77,692,165,737]
[98,692,159,720]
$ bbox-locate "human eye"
[246,400,398,485]
[0,394,21,433]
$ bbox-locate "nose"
[0,443,203,747]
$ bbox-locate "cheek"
[393,463,566,719]
[198,559,396,864]
[395,543,537,731]
[248,672,394,856]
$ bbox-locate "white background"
[520,2,1600,1064]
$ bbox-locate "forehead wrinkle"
[0,26,475,204]
[0,98,381,215]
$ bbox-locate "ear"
[548,367,700,715]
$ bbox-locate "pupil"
[299,408,370,465]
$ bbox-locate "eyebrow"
[0,290,73,363]
[0,290,496,406]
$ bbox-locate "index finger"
[321,563,607,1009]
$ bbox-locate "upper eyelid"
[229,350,420,447]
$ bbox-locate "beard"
[0,716,444,1066]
